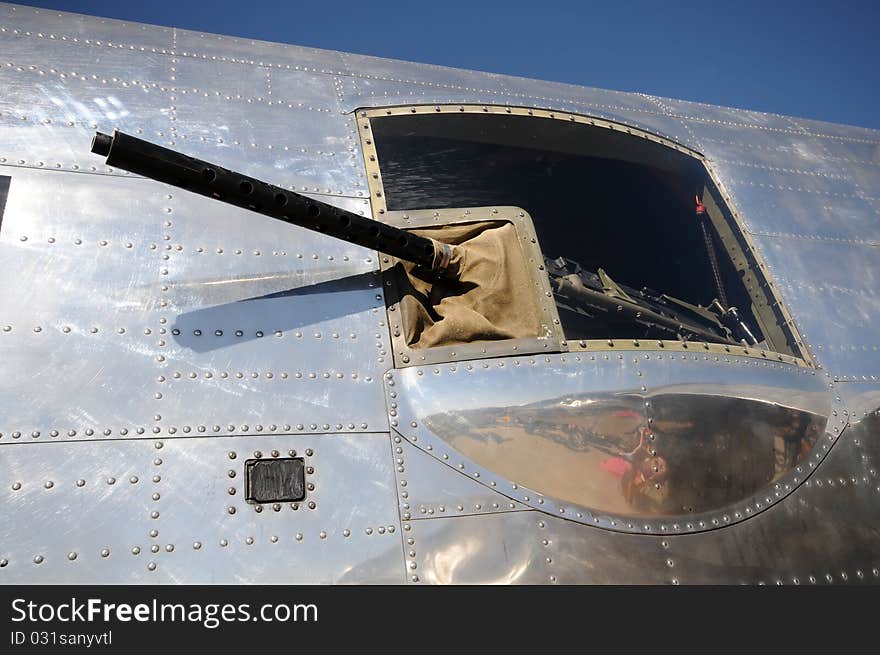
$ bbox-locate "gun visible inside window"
[545,256,758,346]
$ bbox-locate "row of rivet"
[157,370,371,381]
[9,236,173,248]
[1,325,133,335]
[643,94,702,152]
[771,281,879,296]
[389,432,420,583]
[343,105,369,185]
[390,427,521,518]
[761,569,880,585]
[647,93,807,127]
[348,79,816,146]
[1,531,399,569]
[653,106,880,146]
[187,249,369,258]
[731,177,863,199]
[699,134,880,169]
[537,519,557,583]
[172,86,335,113]
[0,157,361,198]
[709,154,853,182]
[403,352,811,373]
[0,156,122,174]
[661,527,880,586]
[0,326,373,341]
[568,339,808,367]
[0,422,377,437]
[743,231,878,246]
[0,22,323,71]
[0,327,380,341]
[0,427,153,438]
[155,188,173,474]
[167,330,362,341]
[347,72,654,109]
[414,501,518,516]
[147,440,163,571]
[350,87,661,140]
[0,112,358,195]
[4,22,878,147]
[9,475,146,490]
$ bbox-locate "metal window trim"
[379,206,566,367]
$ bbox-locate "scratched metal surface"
[0,2,878,583]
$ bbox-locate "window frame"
[379,206,566,367]
[357,104,814,369]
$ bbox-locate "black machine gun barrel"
[90,130,458,276]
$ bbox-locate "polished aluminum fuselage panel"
[0,2,877,584]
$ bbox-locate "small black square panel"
[245,458,305,503]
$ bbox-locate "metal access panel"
[245,457,306,503]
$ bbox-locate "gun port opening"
[368,111,802,358]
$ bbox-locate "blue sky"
[13,0,880,130]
